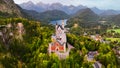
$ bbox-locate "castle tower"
[62,20,64,29]
[56,21,66,52]
[55,23,58,31]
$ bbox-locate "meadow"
[106,38,120,42]
[107,29,120,33]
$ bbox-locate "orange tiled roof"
[51,42,64,51]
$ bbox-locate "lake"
[50,19,67,26]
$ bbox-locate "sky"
[14,0,120,10]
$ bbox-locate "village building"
[86,51,102,68]
[90,34,103,42]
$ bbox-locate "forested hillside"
[0,0,22,17]
[0,18,119,68]
[67,8,99,28]
[0,18,53,68]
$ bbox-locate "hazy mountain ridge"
[91,7,120,16]
[19,1,120,16]
[19,1,87,15]
[100,10,120,16]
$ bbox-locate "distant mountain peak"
[36,2,45,5]
[24,1,34,5]
[27,1,33,4]
[52,2,62,5]
[69,5,75,7]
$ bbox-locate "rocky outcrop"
[0,0,22,17]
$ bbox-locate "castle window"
[57,38,61,40]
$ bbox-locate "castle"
[48,20,67,54]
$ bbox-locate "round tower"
[62,20,64,29]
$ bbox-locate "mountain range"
[19,1,87,15]
[19,1,120,16]
[0,0,69,23]
[91,7,120,16]
[1,0,120,26]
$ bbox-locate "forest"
[0,18,120,68]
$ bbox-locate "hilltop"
[0,0,22,17]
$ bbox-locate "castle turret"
[62,20,64,29]
[55,23,58,35]
[55,22,58,30]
